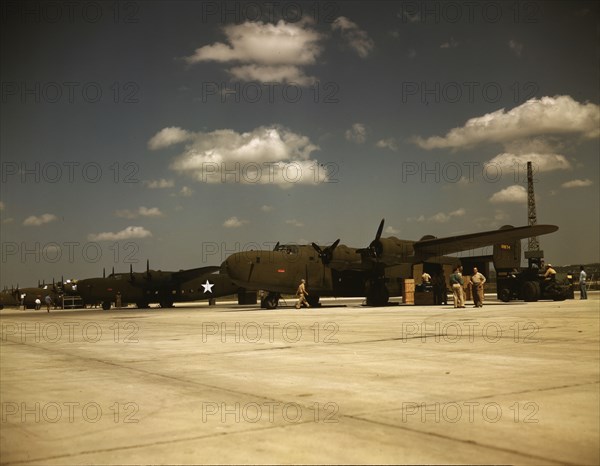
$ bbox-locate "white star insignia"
[201,280,214,294]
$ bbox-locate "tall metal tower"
[527,161,540,251]
[524,161,544,267]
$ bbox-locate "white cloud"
[440,37,459,48]
[23,213,58,227]
[412,96,600,150]
[261,205,274,212]
[285,219,304,227]
[562,179,593,188]
[144,179,175,189]
[473,210,510,229]
[88,226,152,241]
[508,39,523,57]
[150,125,325,188]
[228,64,315,85]
[376,138,399,151]
[331,16,374,58]
[223,216,248,228]
[345,123,367,144]
[148,127,193,150]
[487,152,572,172]
[489,185,527,204]
[184,20,323,84]
[115,207,163,219]
[427,208,466,223]
[408,209,466,223]
[179,186,193,197]
[384,225,400,235]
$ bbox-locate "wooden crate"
[403,291,414,304]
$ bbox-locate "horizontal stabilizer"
[414,225,558,258]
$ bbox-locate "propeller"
[103,268,106,279]
[145,259,151,280]
[312,238,340,264]
[358,218,385,260]
[273,241,280,251]
[129,263,135,282]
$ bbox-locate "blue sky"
[1,1,598,287]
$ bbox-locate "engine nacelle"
[373,237,414,263]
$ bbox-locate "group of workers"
[438,266,487,308]
[294,266,490,310]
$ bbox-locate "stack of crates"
[403,279,415,304]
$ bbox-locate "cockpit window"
[275,244,299,254]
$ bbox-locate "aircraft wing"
[413,225,558,258]
[173,266,221,283]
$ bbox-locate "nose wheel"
[260,292,280,309]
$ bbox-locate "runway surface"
[1,294,598,464]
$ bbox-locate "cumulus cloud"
[261,205,274,212]
[184,20,323,84]
[149,125,325,188]
[384,225,400,235]
[23,213,58,227]
[223,216,248,228]
[115,207,163,219]
[508,39,523,57]
[88,226,152,242]
[376,138,399,151]
[562,179,593,188]
[143,179,175,189]
[412,96,600,150]
[489,185,527,203]
[487,152,572,172]
[179,186,193,197]
[331,16,374,58]
[408,208,466,223]
[285,219,304,227]
[148,127,193,150]
[345,123,367,144]
[426,208,466,223]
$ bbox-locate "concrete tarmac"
[1,294,598,465]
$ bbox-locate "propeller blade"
[112,266,115,275]
[103,268,106,278]
[273,241,280,251]
[146,259,151,279]
[375,218,385,241]
[311,242,323,254]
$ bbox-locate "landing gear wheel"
[160,300,174,308]
[102,301,111,310]
[136,302,150,309]
[261,292,280,309]
[499,288,512,303]
[306,295,320,307]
